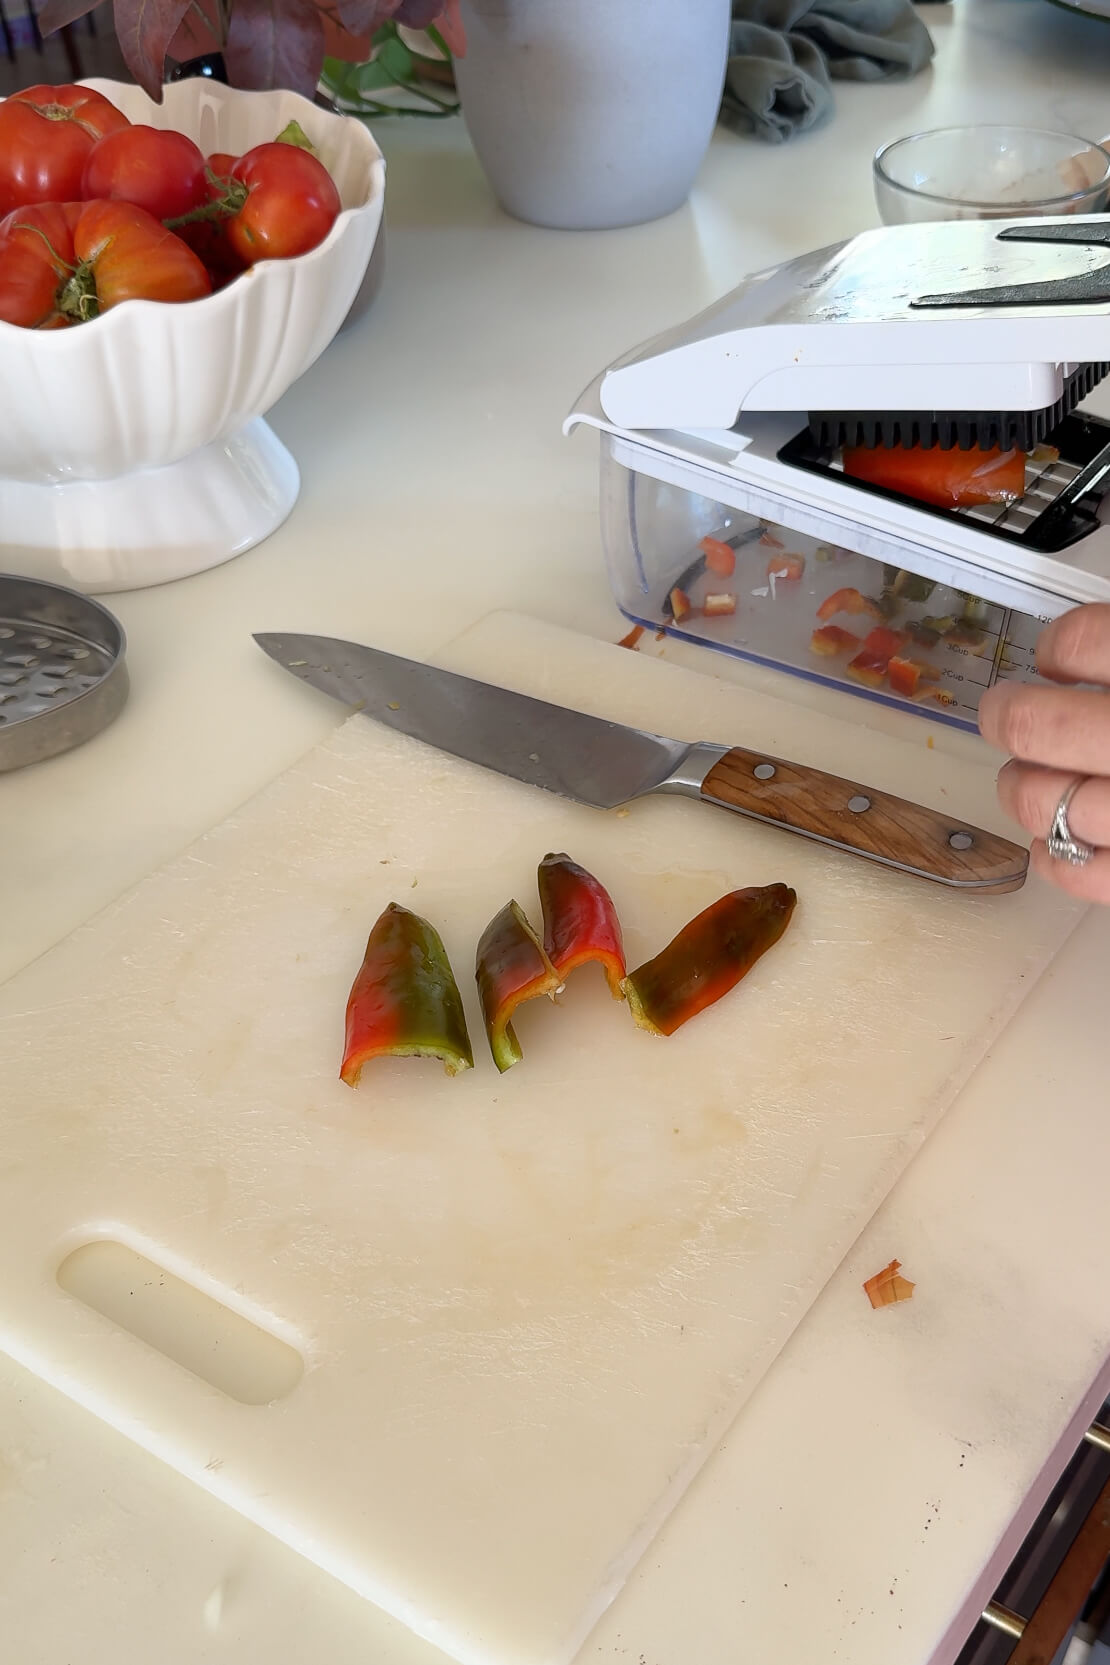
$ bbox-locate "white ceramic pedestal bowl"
[0,79,385,594]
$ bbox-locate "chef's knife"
[254,632,1028,893]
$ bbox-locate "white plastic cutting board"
[0,613,1083,1665]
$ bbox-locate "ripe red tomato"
[174,151,247,291]
[0,200,211,329]
[0,201,76,327]
[0,84,129,216]
[81,125,208,222]
[224,142,341,265]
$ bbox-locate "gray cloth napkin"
[722,0,934,144]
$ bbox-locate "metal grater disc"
[0,575,128,772]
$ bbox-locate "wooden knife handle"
[700,746,1029,892]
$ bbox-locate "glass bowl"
[873,125,1110,223]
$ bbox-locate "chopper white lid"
[598,219,1110,433]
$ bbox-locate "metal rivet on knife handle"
[693,744,1029,892]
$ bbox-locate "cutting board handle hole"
[56,1240,304,1406]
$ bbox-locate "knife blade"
[254,632,1029,893]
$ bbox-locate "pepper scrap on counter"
[863,1259,916,1309]
[538,852,626,997]
[340,903,473,1087]
[622,884,797,1037]
[475,899,562,1072]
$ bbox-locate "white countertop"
[3,2,1110,1660]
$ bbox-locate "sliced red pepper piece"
[810,624,861,657]
[538,852,626,998]
[700,535,736,577]
[843,441,1026,509]
[475,899,561,1072]
[816,587,885,623]
[340,903,473,1087]
[622,884,797,1037]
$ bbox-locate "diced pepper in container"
[842,441,1026,509]
[475,899,561,1072]
[881,566,937,605]
[816,587,886,623]
[846,652,888,689]
[340,903,473,1087]
[809,624,861,657]
[767,553,805,583]
[538,852,625,997]
[703,592,737,617]
[859,625,909,666]
[622,884,797,1037]
[906,619,941,650]
[700,535,736,577]
[669,586,693,623]
[887,655,941,699]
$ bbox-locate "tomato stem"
[56,265,99,324]
[274,119,316,154]
[164,174,247,231]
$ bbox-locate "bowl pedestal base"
[0,418,300,596]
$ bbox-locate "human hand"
[978,604,1110,903]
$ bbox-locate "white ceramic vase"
[454,0,731,231]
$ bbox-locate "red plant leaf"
[168,0,222,61]
[333,0,399,33]
[37,0,101,35]
[225,0,327,96]
[113,0,193,100]
[394,0,448,25]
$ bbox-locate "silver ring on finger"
[1046,776,1097,866]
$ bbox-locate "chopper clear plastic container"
[597,429,1050,734]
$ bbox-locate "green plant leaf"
[376,32,414,80]
[352,56,395,88]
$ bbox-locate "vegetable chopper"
[566,216,1110,732]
